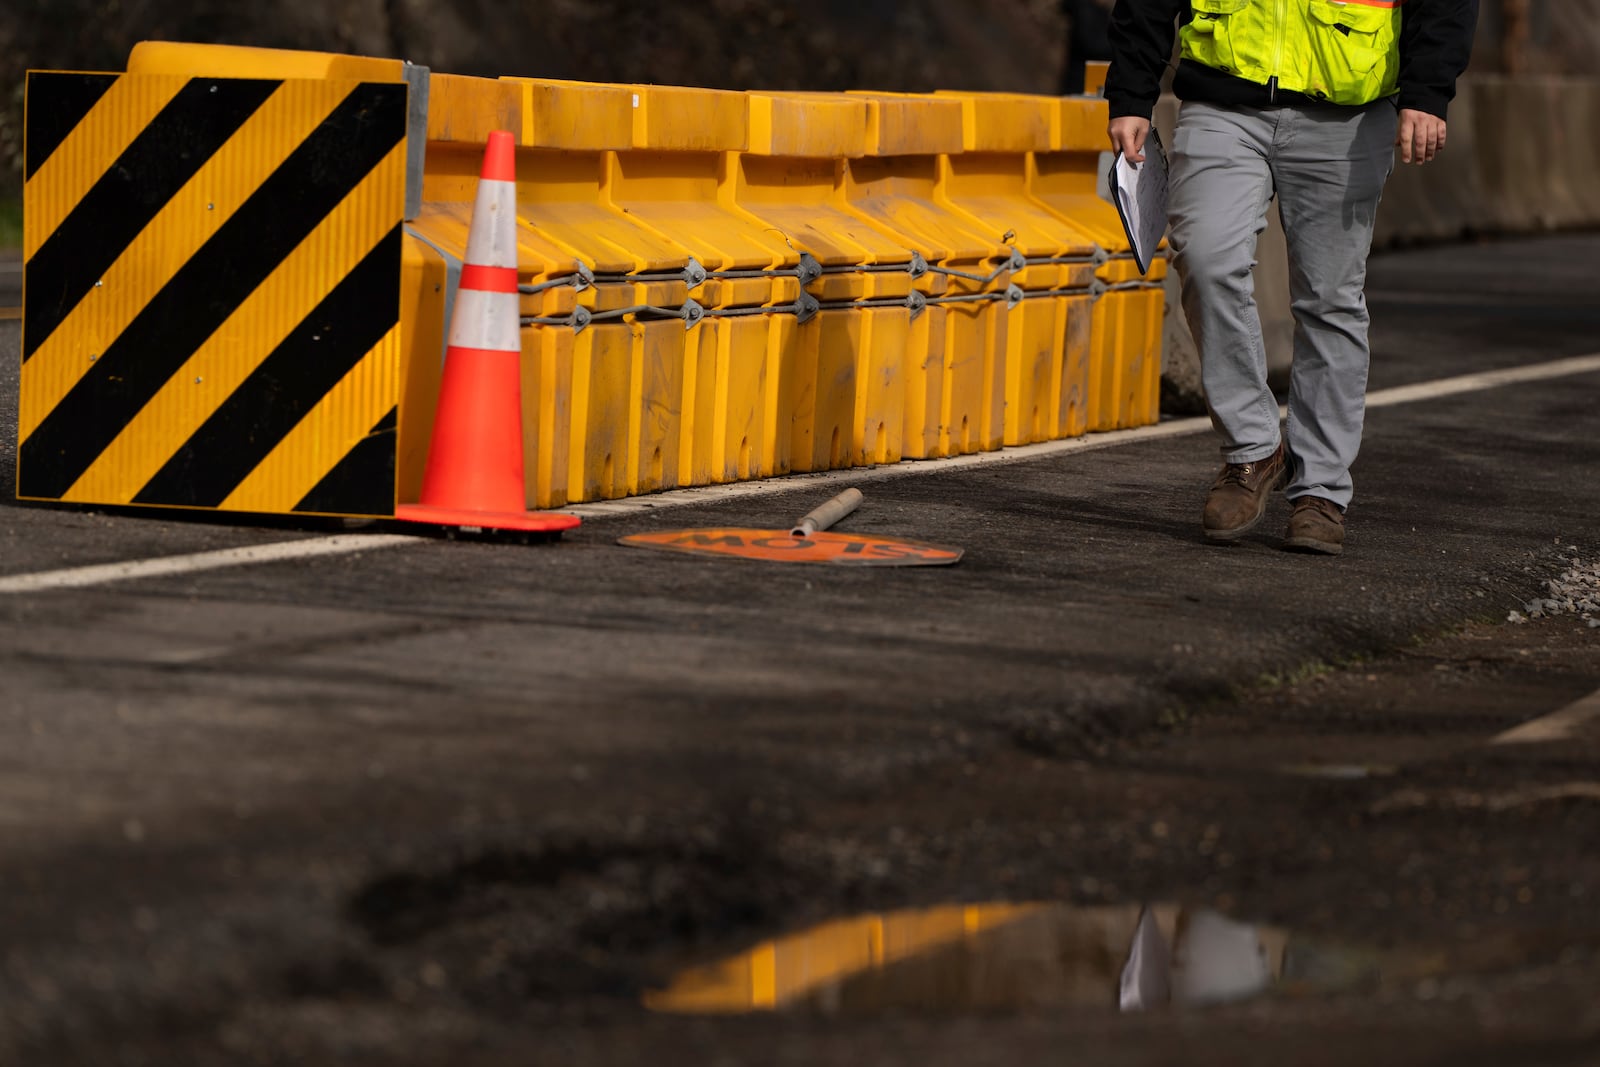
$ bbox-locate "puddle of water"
[645,902,1382,1017]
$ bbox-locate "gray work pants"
[1168,100,1397,509]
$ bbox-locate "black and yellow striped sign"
[19,72,408,517]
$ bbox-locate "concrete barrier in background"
[1160,77,1600,415]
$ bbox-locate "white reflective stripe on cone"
[447,289,522,353]
[464,178,519,270]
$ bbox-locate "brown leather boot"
[1283,496,1345,556]
[1202,441,1287,542]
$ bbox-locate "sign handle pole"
[791,489,864,538]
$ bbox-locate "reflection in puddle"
[645,903,1380,1016]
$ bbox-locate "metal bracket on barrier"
[908,251,929,279]
[1008,248,1028,274]
[683,258,708,290]
[1005,284,1026,310]
[797,252,822,287]
[1089,279,1109,300]
[402,62,431,223]
[1092,244,1111,267]
[681,297,705,330]
[574,262,595,292]
[795,291,821,325]
[906,289,928,321]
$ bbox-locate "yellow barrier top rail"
[847,92,966,158]
[1053,96,1111,154]
[934,91,1057,154]
[509,79,634,151]
[631,84,748,153]
[746,93,871,159]
[128,41,407,83]
[428,74,524,146]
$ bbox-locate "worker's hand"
[1109,116,1152,164]
[1396,109,1447,165]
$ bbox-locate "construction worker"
[1105,1,1478,555]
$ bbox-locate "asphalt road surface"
[2,233,1598,1065]
[0,250,19,318]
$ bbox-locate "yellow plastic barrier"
[1033,97,1166,431]
[18,42,1165,522]
[420,76,715,508]
[519,80,697,506]
[612,84,801,488]
[934,91,1104,446]
[841,93,1015,458]
[739,93,919,472]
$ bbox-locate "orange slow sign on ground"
[617,529,963,567]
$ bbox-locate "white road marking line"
[1366,352,1600,410]
[568,351,1600,519]
[3,351,1598,592]
[1492,687,1600,746]
[0,534,420,595]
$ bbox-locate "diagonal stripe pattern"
[17,75,410,517]
[133,227,403,508]
[23,72,118,182]
[23,78,280,361]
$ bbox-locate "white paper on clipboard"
[1108,128,1169,276]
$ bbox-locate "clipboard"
[1108,128,1170,276]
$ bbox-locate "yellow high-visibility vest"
[1180,0,1402,106]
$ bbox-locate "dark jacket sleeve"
[1398,0,1479,119]
[1104,0,1187,120]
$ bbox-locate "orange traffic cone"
[396,131,579,535]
